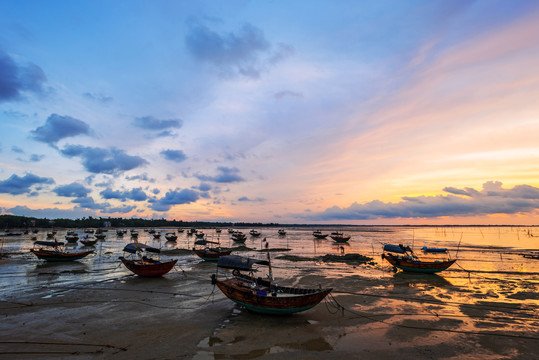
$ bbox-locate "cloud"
[31,114,91,146]
[100,205,136,214]
[195,166,245,183]
[185,22,291,79]
[197,183,212,192]
[71,196,110,210]
[0,173,54,195]
[53,183,91,198]
[11,146,24,154]
[133,116,182,131]
[60,145,148,174]
[29,154,45,162]
[125,173,156,183]
[2,205,93,219]
[100,187,148,201]
[274,90,303,100]
[160,149,187,163]
[0,49,47,103]
[303,182,539,221]
[237,196,265,202]
[83,92,113,103]
[149,188,200,211]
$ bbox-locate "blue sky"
[1,0,539,224]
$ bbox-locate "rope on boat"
[324,292,539,341]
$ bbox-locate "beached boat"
[119,243,177,277]
[30,241,94,262]
[278,229,287,236]
[231,232,247,243]
[195,231,205,239]
[193,239,232,261]
[313,230,329,239]
[165,232,178,241]
[330,232,351,242]
[211,254,332,315]
[382,244,456,273]
[95,233,106,240]
[80,236,98,246]
[249,229,262,237]
[65,235,79,243]
[153,232,162,239]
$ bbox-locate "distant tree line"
[0,215,282,230]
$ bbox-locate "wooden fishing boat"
[30,241,93,262]
[165,232,178,241]
[119,243,177,277]
[278,229,287,236]
[249,229,262,237]
[65,235,79,243]
[193,239,232,261]
[212,254,332,315]
[80,236,98,246]
[382,244,456,273]
[330,232,351,242]
[231,232,247,243]
[313,230,328,239]
[153,233,162,239]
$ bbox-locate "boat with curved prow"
[193,239,232,261]
[30,241,94,262]
[211,251,332,315]
[119,243,177,277]
[382,244,456,273]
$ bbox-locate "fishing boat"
[95,233,106,240]
[153,232,162,239]
[211,253,332,315]
[195,231,205,239]
[119,243,177,277]
[30,241,94,262]
[249,229,261,237]
[278,229,287,236]
[382,244,456,273]
[231,231,247,243]
[330,232,351,242]
[80,236,98,246]
[165,232,178,241]
[421,246,448,253]
[65,235,79,243]
[193,239,232,261]
[313,230,329,239]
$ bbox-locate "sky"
[1,0,539,225]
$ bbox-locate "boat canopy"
[217,255,269,271]
[34,240,64,247]
[123,243,160,254]
[383,244,409,254]
[194,239,219,246]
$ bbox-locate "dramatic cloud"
[195,166,244,183]
[31,114,91,146]
[60,145,148,174]
[53,183,91,198]
[0,173,54,195]
[0,49,47,102]
[304,182,539,221]
[100,187,147,201]
[160,149,187,163]
[133,116,182,131]
[149,188,200,211]
[185,22,291,79]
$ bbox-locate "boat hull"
[382,254,456,273]
[31,249,93,262]
[119,257,177,277]
[215,277,331,315]
[194,249,232,261]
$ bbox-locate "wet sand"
[1,227,539,359]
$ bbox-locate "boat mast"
[264,238,274,283]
